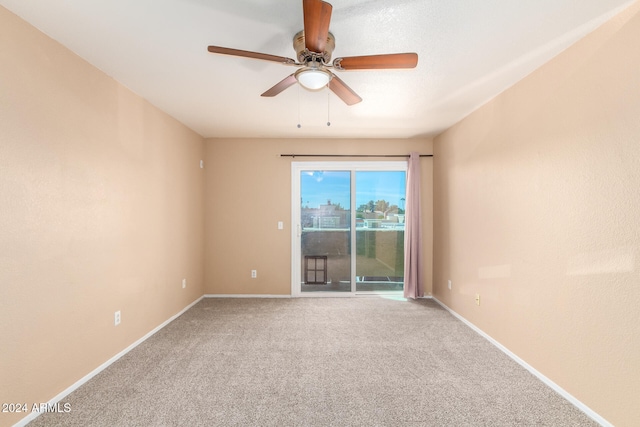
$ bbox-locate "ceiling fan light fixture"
[295,67,332,91]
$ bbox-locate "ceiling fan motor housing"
[293,30,335,64]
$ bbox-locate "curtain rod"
[280,154,433,158]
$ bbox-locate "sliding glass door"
[300,170,352,292]
[354,171,406,292]
[292,162,406,296]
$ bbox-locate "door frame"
[291,161,407,297]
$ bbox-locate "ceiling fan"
[207,0,418,106]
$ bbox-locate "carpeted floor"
[28,297,597,426]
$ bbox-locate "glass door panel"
[300,171,351,293]
[355,171,406,292]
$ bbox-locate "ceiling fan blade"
[261,74,298,97]
[303,0,333,53]
[208,46,296,65]
[333,53,418,70]
[328,73,362,106]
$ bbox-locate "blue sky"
[300,170,406,209]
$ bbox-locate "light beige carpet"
[28,297,596,426]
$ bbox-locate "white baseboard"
[13,296,204,427]
[431,297,611,427]
[203,294,292,298]
[203,293,430,299]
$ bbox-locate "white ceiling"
[1,0,634,139]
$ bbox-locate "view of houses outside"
[300,170,406,292]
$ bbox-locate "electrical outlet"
[448,280,452,290]
[251,270,257,278]
[475,294,480,306]
[114,311,121,326]
[182,278,187,289]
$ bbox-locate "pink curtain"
[403,152,423,299]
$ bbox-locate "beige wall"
[0,7,205,426]
[433,2,640,425]
[204,138,433,296]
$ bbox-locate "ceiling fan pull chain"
[327,90,331,126]
[297,85,302,128]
